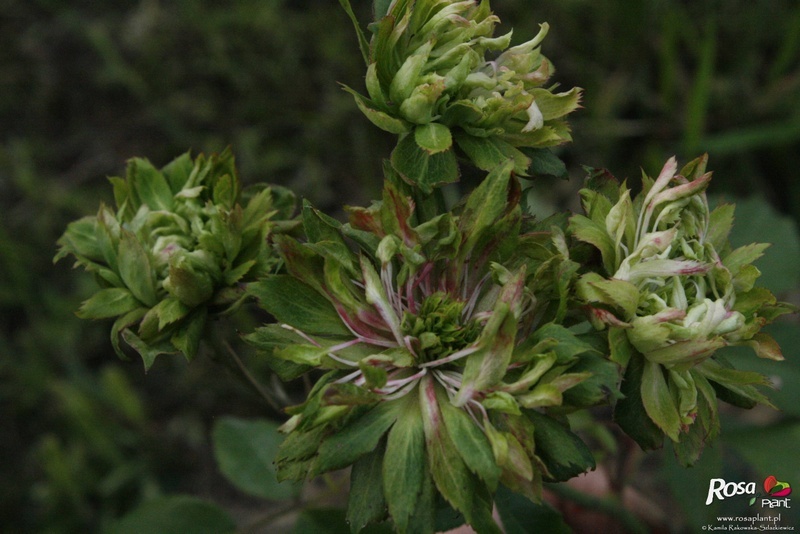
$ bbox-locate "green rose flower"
[342,0,581,190]
[55,149,295,369]
[247,163,612,532]
[569,155,794,463]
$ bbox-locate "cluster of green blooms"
[56,150,295,368]
[246,164,614,532]
[570,155,793,463]
[343,0,581,190]
[55,1,794,532]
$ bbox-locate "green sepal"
[568,214,616,275]
[323,383,381,406]
[128,157,174,211]
[161,151,194,193]
[275,423,330,482]
[454,301,516,406]
[383,395,426,533]
[457,160,514,259]
[54,216,104,264]
[76,287,141,319]
[407,466,437,534]
[526,411,595,482]
[274,344,330,367]
[110,307,148,360]
[440,399,501,490]
[522,323,599,365]
[695,358,775,409]
[121,328,176,371]
[454,134,531,176]
[641,359,681,442]
[561,354,622,407]
[482,391,522,415]
[529,87,582,121]
[164,254,215,308]
[358,360,388,389]
[345,85,412,134]
[391,134,459,194]
[170,308,207,362]
[118,229,158,307]
[736,332,785,361]
[248,275,350,336]
[302,200,347,244]
[243,322,306,354]
[706,203,735,252]
[523,147,569,180]
[414,123,453,155]
[722,243,770,276]
[312,401,400,475]
[348,442,388,533]
[613,352,664,450]
[671,371,719,466]
[147,297,190,331]
[419,377,488,528]
[608,326,635,367]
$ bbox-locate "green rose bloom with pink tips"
[570,155,794,463]
[246,163,614,533]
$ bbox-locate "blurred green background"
[2,0,799,532]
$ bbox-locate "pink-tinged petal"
[347,206,384,235]
[586,306,630,328]
[651,172,712,206]
[384,184,417,248]
[642,156,678,208]
[420,375,442,443]
[627,259,710,281]
[652,308,687,323]
[361,257,405,345]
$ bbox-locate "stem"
[204,323,283,413]
[223,340,283,413]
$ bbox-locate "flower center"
[402,292,481,364]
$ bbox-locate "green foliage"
[212,417,299,501]
[109,495,236,534]
[2,0,799,533]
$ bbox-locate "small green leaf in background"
[495,484,570,534]
[722,196,800,294]
[110,495,235,534]
[294,508,393,534]
[523,147,569,179]
[212,416,300,500]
